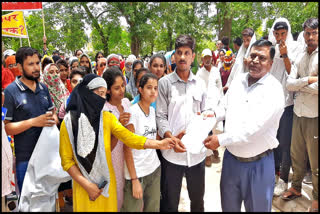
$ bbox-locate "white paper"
[181,114,217,155]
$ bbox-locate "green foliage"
[2,2,318,57]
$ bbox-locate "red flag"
[2,2,42,11]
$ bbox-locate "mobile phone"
[98,180,107,189]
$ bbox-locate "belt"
[231,149,273,163]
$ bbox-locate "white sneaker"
[274,179,288,196]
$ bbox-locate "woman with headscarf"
[125,60,143,98]
[42,63,70,116]
[106,54,121,69]
[224,28,257,90]
[59,74,174,211]
[5,55,21,77]
[164,50,176,74]
[79,53,93,74]
[124,54,136,82]
[69,56,79,71]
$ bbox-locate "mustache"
[179,60,186,64]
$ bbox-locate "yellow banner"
[2,11,28,38]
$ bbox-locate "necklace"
[138,103,149,117]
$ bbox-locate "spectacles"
[8,63,17,68]
[248,54,268,62]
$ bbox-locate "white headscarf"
[225,33,257,88]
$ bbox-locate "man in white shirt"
[268,18,300,197]
[156,35,208,212]
[203,39,285,212]
[282,18,318,212]
[196,48,223,166]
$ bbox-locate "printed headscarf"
[42,63,70,114]
[106,54,120,68]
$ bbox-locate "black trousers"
[160,157,205,212]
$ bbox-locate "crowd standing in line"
[1,17,318,212]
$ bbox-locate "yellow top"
[60,111,146,212]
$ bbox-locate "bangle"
[131,177,138,181]
[280,54,288,58]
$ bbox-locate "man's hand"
[279,40,288,56]
[203,135,220,151]
[43,36,47,44]
[158,138,175,150]
[31,112,55,127]
[119,112,131,126]
[132,179,143,199]
[308,76,318,84]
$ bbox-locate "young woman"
[126,60,143,98]
[56,59,72,92]
[41,63,70,117]
[131,68,156,109]
[59,74,174,212]
[79,53,93,74]
[148,54,167,79]
[102,66,131,211]
[122,73,161,212]
[69,57,79,72]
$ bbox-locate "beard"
[22,67,40,81]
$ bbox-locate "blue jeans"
[16,161,29,194]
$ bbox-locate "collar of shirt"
[170,70,196,84]
[15,76,43,93]
[303,46,318,56]
[241,72,271,88]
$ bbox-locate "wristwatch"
[280,54,288,58]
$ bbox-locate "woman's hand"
[85,182,103,201]
[119,112,131,126]
[132,179,143,199]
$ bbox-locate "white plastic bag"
[18,125,71,212]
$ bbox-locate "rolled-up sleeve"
[156,78,171,138]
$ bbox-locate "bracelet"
[43,43,46,45]
[131,177,138,181]
[280,54,288,58]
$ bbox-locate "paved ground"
[178,146,313,212]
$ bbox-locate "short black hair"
[303,18,318,30]
[16,47,40,65]
[250,39,275,60]
[139,73,158,90]
[242,28,254,37]
[56,59,69,69]
[221,36,230,46]
[70,68,85,80]
[175,35,196,52]
[135,68,150,86]
[233,37,242,47]
[102,66,125,101]
[53,50,60,55]
[274,21,288,31]
[52,55,61,63]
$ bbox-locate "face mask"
[10,67,21,77]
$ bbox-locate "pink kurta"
[103,98,131,211]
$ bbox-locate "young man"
[268,18,299,197]
[204,40,285,212]
[233,37,242,56]
[3,47,58,193]
[283,17,318,213]
[156,35,209,212]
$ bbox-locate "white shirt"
[287,47,318,118]
[124,103,160,179]
[215,72,285,158]
[156,71,208,167]
[269,42,300,107]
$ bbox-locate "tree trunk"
[167,25,173,51]
[218,3,232,40]
[131,35,140,57]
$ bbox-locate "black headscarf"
[66,73,106,174]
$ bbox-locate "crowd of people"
[1,17,318,212]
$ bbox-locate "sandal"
[280,187,302,201]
